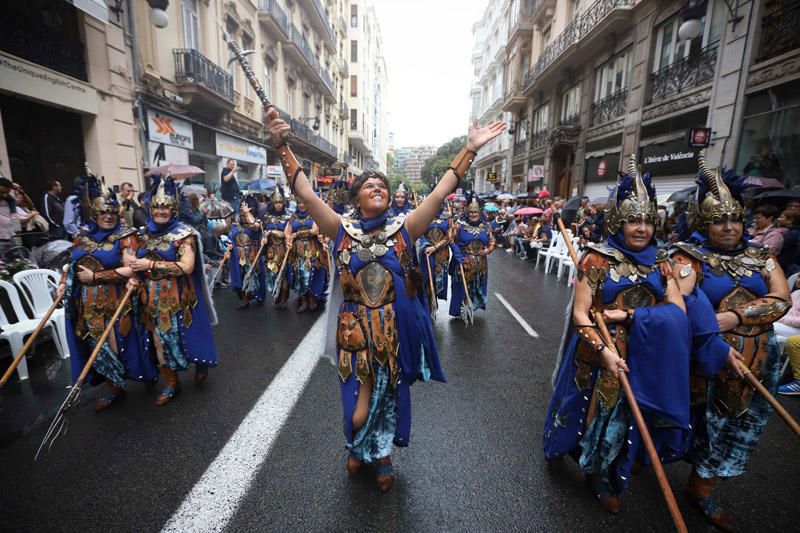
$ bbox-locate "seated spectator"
[777,275,800,396]
[0,177,22,254]
[490,209,509,247]
[749,204,784,254]
[777,209,800,275]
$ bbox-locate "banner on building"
[147,111,194,149]
[215,132,267,165]
[528,165,544,182]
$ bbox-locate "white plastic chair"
[0,280,64,380]
[536,232,562,270]
[555,237,580,278]
[544,232,570,274]
[13,269,69,359]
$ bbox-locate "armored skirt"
[287,213,328,301]
[543,245,694,494]
[418,215,452,300]
[229,223,266,302]
[449,222,491,317]
[64,225,157,387]
[673,236,787,479]
[334,215,445,462]
[135,221,218,371]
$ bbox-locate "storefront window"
[735,81,800,188]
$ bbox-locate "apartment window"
[653,2,722,72]
[533,104,549,132]
[351,40,358,62]
[350,75,357,97]
[570,0,581,20]
[227,47,238,91]
[263,67,272,101]
[350,109,357,130]
[182,0,200,50]
[351,4,358,27]
[594,49,633,101]
[520,51,530,84]
[241,35,253,99]
[542,25,552,49]
[286,83,294,115]
[561,84,581,121]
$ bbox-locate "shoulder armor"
[584,242,625,262]
[655,248,669,263]
[168,223,195,242]
[670,241,707,263]
[341,214,405,243]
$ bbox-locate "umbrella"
[516,192,533,199]
[447,193,466,201]
[744,176,784,189]
[537,188,551,199]
[145,163,205,179]
[754,187,800,201]
[180,184,209,197]
[667,186,696,203]
[514,207,544,216]
[561,195,583,225]
[484,203,500,212]
[496,193,515,201]
[246,178,277,192]
[200,197,234,219]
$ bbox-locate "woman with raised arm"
[55,167,156,410]
[448,194,495,320]
[671,154,790,532]
[267,112,505,492]
[284,197,328,313]
[228,195,265,309]
[128,175,219,406]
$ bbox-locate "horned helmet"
[604,154,658,235]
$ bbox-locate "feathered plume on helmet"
[604,154,658,235]
[687,150,745,232]
[78,162,120,222]
[147,173,180,214]
[465,191,482,215]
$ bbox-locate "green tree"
[420,135,468,189]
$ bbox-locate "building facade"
[500,0,800,199]
[470,0,512,193]
[0,1,139,203]
[393,145,438,184]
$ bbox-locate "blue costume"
[136,176,218,405]
[229,197,266,304]
[333,211,445,462]
[669,155,790,529]
[389,183,411,217]
[287,209,328,308]
[543,158,698,510]
[263,188,291,305]
[449,200,494,318]
[63,169,156,408]
[418,205,454,300]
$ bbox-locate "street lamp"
[298,116,321,131]
[679,0,744,41]
[147,0,169,29]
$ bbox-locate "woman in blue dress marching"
[228,195,265,309]
[449,195,495,321]
[419,202,454,302]
[56,165,156,410]
[285,198,328,312]
[671,153,790,531]
[262,187,292,309]
[128,175,219,406]
[266,111,505,492]
[543,156,703,514]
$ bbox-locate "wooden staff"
[0,294,63,389]
[737,360,800,439]
[553,213,687,533]
[412,190,420,209]
[209,251,230,289]
[243,240,267,284]
[271,247,291,301]
[424,251,438,319]
[458,263,474,324]
[35,284,137,460]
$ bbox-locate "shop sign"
[147,111,194,149]
[528,165,544,182]
[688,127,711,148]
[265,165,283,177]
[585,152,620,184]
[215,132,267,165]
[0,51,98,115]
[640,139,700,176]
[487,172,498,182]
[597,160,608,177]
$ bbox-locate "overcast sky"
[371,0,488,149]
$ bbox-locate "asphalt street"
[1,251,799,532]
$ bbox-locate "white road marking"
[161,313,327,533]
[494,292,539,338]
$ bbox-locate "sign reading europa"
[147,111,194,149]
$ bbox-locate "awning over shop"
[65,0,108,24]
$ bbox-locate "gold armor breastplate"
[465,240,482,255]
[607,284,657,310]
[340,262,395,308]
[234,232,252,247]
[426,227,445,245]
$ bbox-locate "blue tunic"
[418,214,453,300]
[543,244,694,494]
[64,224,156,387]
[287,212,328,301]
[263,212,290,295]
[229,222,266,302]
[449,221,491,316]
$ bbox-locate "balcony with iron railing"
[559,113,581,127]
[530,129,549,150]
[290,117,338,159]
[648,43,718,103]
[514,138,528,156]
[300,0,337,50]
[173,48,235,107]
[258,0,289,38]
[286,24,336,99]
[592,88,628,125]
[524,0,633,94]
[338,101,349,118]
[339,56,349,76]
[758,0,800,63]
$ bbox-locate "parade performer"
[671,153,790,531]
[56,166,156,410]
[128,175,219,405]
[329,178,350,215]
[263,187,292,309]
[419,202,454,301]
[389,182,411,216]
[543,156,696,514]
[285,199,328,312]
[449,195,495,320]
[267,110,504,491]
[229,195,265,309]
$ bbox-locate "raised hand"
[266,116,292,147]
[467,118,507,152]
